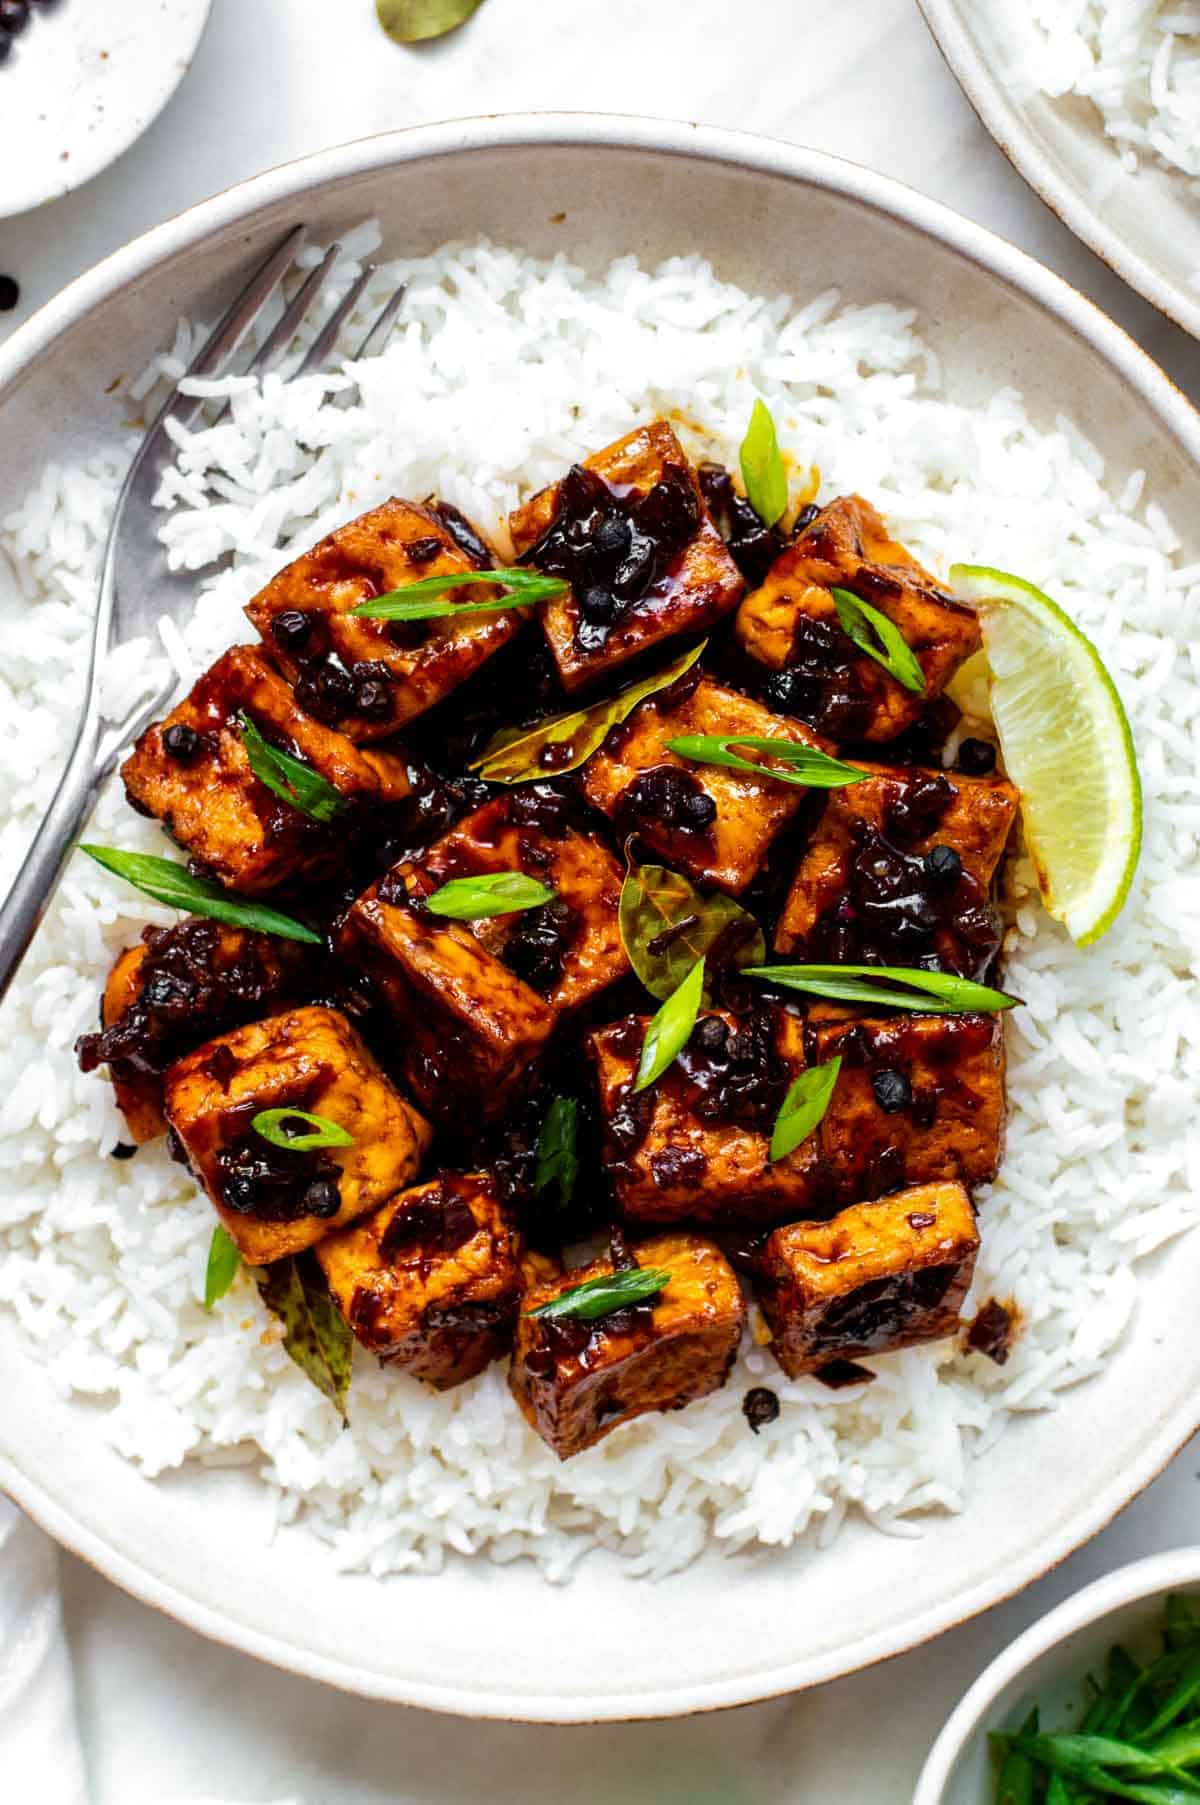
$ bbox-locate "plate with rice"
[917,0,1200,340]
[0,115,1198,1719]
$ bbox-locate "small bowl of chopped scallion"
[915,1551,1200,1804]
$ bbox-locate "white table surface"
[3,1,1199,1799]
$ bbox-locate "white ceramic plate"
[1,115,1199,1722]
[918,0,1200,341]
[915,1549,1200,1803]
[0,0,212,221]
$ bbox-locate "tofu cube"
[244,497,527,740]
[77,918,310,1144]
[774,760,1018,974]
[582,672,824,895]
[509,1232,746,1458]
[810,1012,1006,1205]
[317,1171,522,1389]
[588,1007,816,1227]
[398,791,629,1013]
[163,1005,432,1266]
[95,945,164,1143]
[508,422,743,693]
[749,1181,979,1376]
[735,495,981,742]
[339,877,557,1122]
[122,644,412,895]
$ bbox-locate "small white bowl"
[915,1548,1200,1804]
[0,0,213,220]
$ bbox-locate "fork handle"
[0,721,106,1006]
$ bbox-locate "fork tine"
[295,266,374,378]
[203,244,342,430]
[155,224,309,436]
[352,283,407,364]
[247,244,342,379]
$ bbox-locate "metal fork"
[0,226,407,1003]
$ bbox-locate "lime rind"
[949,563,1142,945]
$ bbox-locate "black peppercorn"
[109,1142,137,1161]
[0,1,30,34]
[742,1387,780,1434]
[162,722,201,762]
[871,1068,912,1113]
[271,609,314,653]
[924,843,962,884]
[957,736,996,776]
[407,536,443,565]
[0,274,18,310]
[303,1175,341,1219]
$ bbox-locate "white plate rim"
[916,0,1200,342]
[1,111,1199,1720]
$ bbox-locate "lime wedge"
[949,564,1142,945]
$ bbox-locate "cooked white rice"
[1016,0,1200,189]
[1,236,1197,1581]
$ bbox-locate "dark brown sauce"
[521,461,700,652]
[379,1176,479,1265]
[966,1297,1015,1365]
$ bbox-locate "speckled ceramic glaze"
[918,0,1200,341]
[0,116,1198,1721]
[0,0,212,220]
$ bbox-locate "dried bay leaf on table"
[377,0,486,44]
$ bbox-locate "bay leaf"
[619,862,764,1002]
[470,640,705,785]
[256,1252,353,1423]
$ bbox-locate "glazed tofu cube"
[509,422,743,693]
[317,1172,522,1389]
[163,1005,432,1266]
[396,791,629,1013]
[774,761,1018,975]
[735,496,981,742]
[588,1007,816,1227]
[76,918,312,1143]
[509,1233,746,1459]
[245,497,527,740]
[749,1181,979,1377]
[93,945,165,1143]
[811,1013,1006,1205]
[582,673,825,895]
[122,645,412,895]
[339,877,557,1122]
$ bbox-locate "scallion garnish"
[769,1057,842,1163]
[251,1108,354,1151]
[664,733,868,790]
[424,871,556,919]
[743,963,1018,1014]
[633,956,705,1093]
[238,713,346,824]
[350,567,566,621]
[739,399,788,528]
[831,586,926,694]
[78,847,321,945]
[534,1097,579,1213]
[203,1223,240,1310]
[526,1266,672,1322]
